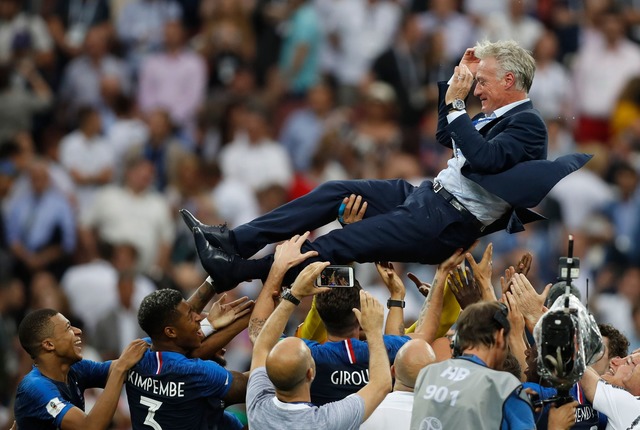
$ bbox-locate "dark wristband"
[387,299,405,309]
[281,289,301,306]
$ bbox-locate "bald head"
[266,338,315,392]
[393,339,436,391]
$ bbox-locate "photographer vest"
[411,357,530,430]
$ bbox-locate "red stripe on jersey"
[344,339,356,364]
[155,352,163,375]
[576,383,584,404]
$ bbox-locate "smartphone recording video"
[315,265,354,287]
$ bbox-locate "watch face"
[453,99,465,110]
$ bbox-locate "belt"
[433,181,485,232]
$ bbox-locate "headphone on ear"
[450,332,461,358]
[450,303,510,358]
[494,302,510,331]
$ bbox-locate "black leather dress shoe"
[192,227,238,293]
[180,209,239,256]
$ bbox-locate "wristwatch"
[445,99,465,112]
[387,299,406,309]
[281,289,301,306]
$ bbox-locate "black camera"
[533,236,604,399]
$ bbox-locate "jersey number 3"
[140,396,163,430]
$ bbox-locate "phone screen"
[316,265,354,287]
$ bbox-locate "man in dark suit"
[183,39,591,292]
[370,14,429,129]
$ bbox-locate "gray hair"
[474,40,536,93]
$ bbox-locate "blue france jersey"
[14,360,110,429]
[126,350,234,430]
[304,335,410,405]
[523,382,608,429]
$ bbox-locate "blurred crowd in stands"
[4,0,640,428]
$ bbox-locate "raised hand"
[407,272,431,297]
[510,273,551,329]
[339,194,368,224]
[376,262,405,298]
[272,232,318,272]
[465,243,496,301]
[448,266,482,309]
[290,261,331,299]
[115,339,149,370]
[516,252,533,276]
[459,48,480,77]
[500,266,516,296]
[439,247,467,273]
[548,401,578,430]
[504,291,525,339]
[207,294,254,330]
[445,64,474,104]
[352,290,385,336]
[500,251,533,295]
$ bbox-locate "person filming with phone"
[248,233,466,406]
[246,253,392,429]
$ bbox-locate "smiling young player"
[14,308,148,430]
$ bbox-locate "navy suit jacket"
[435,81,591,235]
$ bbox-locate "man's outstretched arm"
[187,278,218,314]
[412,248,466,343]
[251,262,330,371]
[248,232,318,344]
[60,340,148,430]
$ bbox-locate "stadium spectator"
[528,30,572,122]
[57,25,130,124]
[115,0,182,72]
[277,0,321,97]
[369,13,431,130]
[5,158,75,284]
[137,20,206,137]
[0,0,54,68]
[47,0,110,60]
[0,61,52,143]
[279,79,336,172]
[79,157,174,277]
[219,100,293,193]
[477,0,544,51]
[331,0,401,105]
[127,108,188,191]
[571,6,640,144]
[61,241,156,339]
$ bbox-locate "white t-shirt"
[59,130,115,216]
[359,391,413,430]
[219,135,293,192]
[593,380,640,429]
[81,186,175,272]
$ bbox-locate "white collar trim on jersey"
[272,397,313,410]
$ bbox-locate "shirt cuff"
[447,110,466,123]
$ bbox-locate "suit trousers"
[233,179,482,266]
